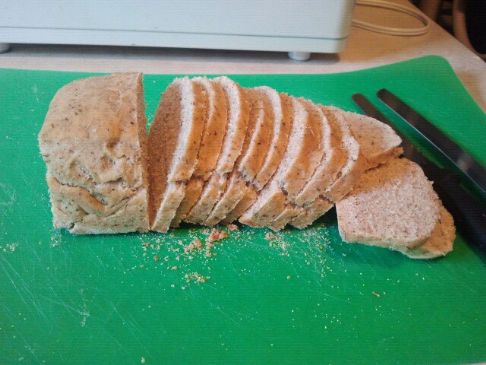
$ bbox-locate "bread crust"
[39,73,149,234]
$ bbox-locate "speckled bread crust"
[205,88,273,225]
[223,90,292,224]
[336,158,441,250]
[38,73,150,234]
[149,78,207,232]
[185,77,249,225]
[240,97,323,227]
[170,78,227,227]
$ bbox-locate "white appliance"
[0,0,355,60]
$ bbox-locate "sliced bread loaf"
[185,77,249,225]
[149,78,207,232]
[38,73,149,234]
[205,88,273,225]
[170,78,227,227]
[336,158,441,250]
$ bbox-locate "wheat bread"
[205,88,273,225]
[149,78,207,232]
[38,73,149,234]
[240,97,324,227]
[399,205,455,259]
[341,110,402,168]
[336,158,441,249]
[170,78,227,227]
[270,100,342,230]
[185,77,249,224]
[223,90,292,223]
[290,107,403,229]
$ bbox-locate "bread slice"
[270,101,345,230]
[336,158,441,250]
[223,89,292,224]
[205,88,273,225]
[290,107,403,229]
[148,78,207,232]
[340,110,402,169]
[289,106,360,229]
[184,77,249,225]
[38,73,149,234]
[240,97,324,227]
[322,107,365,202]
[170,78,227,227]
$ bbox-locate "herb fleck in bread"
[38,73,149,234]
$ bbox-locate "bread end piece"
[39,73,149,234]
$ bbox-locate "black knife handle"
[435,174,486,252]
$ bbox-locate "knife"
[352,93,486,252]
[377,88,486,199]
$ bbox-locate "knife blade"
[352,93,486,251]
[377,88,486,198]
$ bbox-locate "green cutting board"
[1,56,485,365]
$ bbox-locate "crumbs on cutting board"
[2,242,18,252]
[133,221,334,288]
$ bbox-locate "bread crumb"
[153,255,159,262]
[372,291,381,298]
[3,243,17,252]
[265,232,276,241]
[184,238,203,254]
[207,228,228,243]
[185,272,209,283]
[227,224,238,231]
[170,266,178,271]
[286,275,291,280]
[205,228,228,257]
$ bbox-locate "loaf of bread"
[39,74,455,259]
[38,73,149,234]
